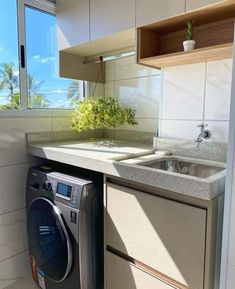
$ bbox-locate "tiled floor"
[4,276,39,289]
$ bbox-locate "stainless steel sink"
[138,157,225,178]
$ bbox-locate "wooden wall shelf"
[137,1,235,69]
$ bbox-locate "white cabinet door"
[90,0,135,41]
[56,0,89,51]
[186,0,224,11]
[106,252,175,289]
[136,0,185,27]
[107,183,207,289]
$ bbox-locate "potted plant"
[183,20,195,52]
[71,96,138,132]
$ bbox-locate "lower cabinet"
[105,181,220,289]
[106,251,175,289]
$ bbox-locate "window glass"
[25,7,82,109]
[0,0,20,109]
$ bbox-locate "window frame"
[0,0,75,118]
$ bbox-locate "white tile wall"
[105,56,161,133]
[206,121,229,143]
[52,117,72,131]
[116,76,160,118]
[205,59,232,121]
[160,59,232,143]
[0,251,30,289]
[114,56,159,80]
[0,209,27,262]
[162,63,205,120]
[0,163,38,215]
[161,120,200,140]
[0,115,72,289]
[0,118,51,166]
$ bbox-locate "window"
[0,0,83,111]
[0,0,20,109]
[25,7,83,109]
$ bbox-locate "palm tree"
[0,93,19,109]
[0,62,49,109]
[27,74,44,100]
[67,80,82,106]
[28,94,50,108]
[27,74,49,108]
[0,63,19,102]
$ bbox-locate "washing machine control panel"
[53,180,81,205]
[56,182,72,199]
[45,172,92,208]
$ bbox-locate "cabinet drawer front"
[107,251,175,289]
[106,183,206,289]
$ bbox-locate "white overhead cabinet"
[56,0,89,50]
[90,0,135,40]
[136,0,185,27]
[186,0,225,11]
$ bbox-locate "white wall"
[0,115,71,289]
[220,51,235,289]
[104,56,232,143]
[160,59,232,143]
[104,56,161,133]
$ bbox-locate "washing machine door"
[27,197,72,282]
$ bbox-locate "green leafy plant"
[186,20,194,40]
[71,96,138,132]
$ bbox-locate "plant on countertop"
[183,20,196,52]
[71,96,138,132]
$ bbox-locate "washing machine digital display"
[57,183,72,199]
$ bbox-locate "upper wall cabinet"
[90,0,135,41]
[186,0,225,11]
[56,0,89,51]
[136,0,186,27]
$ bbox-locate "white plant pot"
[183,40,196,52]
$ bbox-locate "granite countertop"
[27,132,227,201]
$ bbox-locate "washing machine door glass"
[27,197,72,282]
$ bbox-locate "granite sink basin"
[138,156,224,179]
[120,154,226,199]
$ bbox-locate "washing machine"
[26,165,103,289]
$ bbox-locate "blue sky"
[0,0,76,108]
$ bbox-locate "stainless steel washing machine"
[26,165,103,289]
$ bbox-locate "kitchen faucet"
[195,123,211,147]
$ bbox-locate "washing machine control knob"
[43,181,52,191]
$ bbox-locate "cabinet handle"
[107,245,189,289]
[20,45,25,68]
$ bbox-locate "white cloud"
[51,89,67,94]
[32,55,40,60]
[32,55,55,63]
[40,56,55,63]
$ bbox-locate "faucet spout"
[195,123,211,147]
